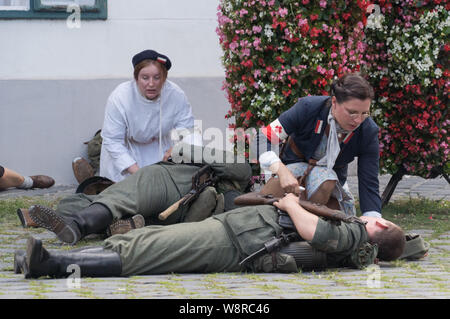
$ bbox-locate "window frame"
[0,0,107,20]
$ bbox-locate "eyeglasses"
[341,104,371,120]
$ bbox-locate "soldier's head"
[361,216,406,261]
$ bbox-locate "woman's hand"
[163,147,173,161]
[276,164,301,195]
[127,163,140,175]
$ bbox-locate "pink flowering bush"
[216,0,449,179]
[216,0,367,130]
[363,0,449,178]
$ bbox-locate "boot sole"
[107,214,145,236]
[16,209,27,228]
[29,205,80,245]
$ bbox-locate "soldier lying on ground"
[15,145,252,245]
[15,193,405,279]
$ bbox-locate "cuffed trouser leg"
[55,193,95,219]
[103,217,241,276]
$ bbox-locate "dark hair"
[331,73,374,103]
[371,223,406,261]
[133,59,168,81]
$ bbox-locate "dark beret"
[132,49,172,70]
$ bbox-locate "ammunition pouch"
[277,210,296,231]
[280,241,327,270]
[251,252,298,273]
[250,240,328,272]
[346,242,379,269]
[183,186,219,222]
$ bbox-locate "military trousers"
[55,163,199,225]
[103,217,241,276]
[101,205,302,276]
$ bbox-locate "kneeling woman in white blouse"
[100,50,195,182]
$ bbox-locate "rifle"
[158,165,218,220]
[234,192,366,226]
[238,232,300,267]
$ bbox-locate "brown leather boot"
[17,208,39,228]
[29,175,55,189]
[106,214,145,237]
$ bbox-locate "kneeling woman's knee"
[319,180,336,194]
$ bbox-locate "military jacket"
[214,205,372,269]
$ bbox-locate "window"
[0,0,107,19]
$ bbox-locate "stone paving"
[0,175,448,300]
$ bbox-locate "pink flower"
[278,7,288,17]
[239,9,248,17]
[298,18,308,27]
[331,52,338,59]
[240,39,249,47]
[253,37,261,49]
[357,41,366,53]
[319,0,327,8]
[229,42,238,51]
[252,25,262,33]
[242,48,251,56]
[217,13,233,26]
[317,65,327,74]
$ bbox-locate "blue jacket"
[278,96,382,215]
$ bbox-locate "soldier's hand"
[273,193,300,212]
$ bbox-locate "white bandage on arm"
[259,151,281,174]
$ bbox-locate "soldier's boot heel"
[23,236,122,279]
[106,214,145,237]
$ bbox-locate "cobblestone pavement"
[0,175,448,300]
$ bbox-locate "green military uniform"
[103,204,370,276]
[55,143,253,226]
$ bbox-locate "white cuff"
[363,211,382,218]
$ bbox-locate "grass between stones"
[0,194,448,299]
